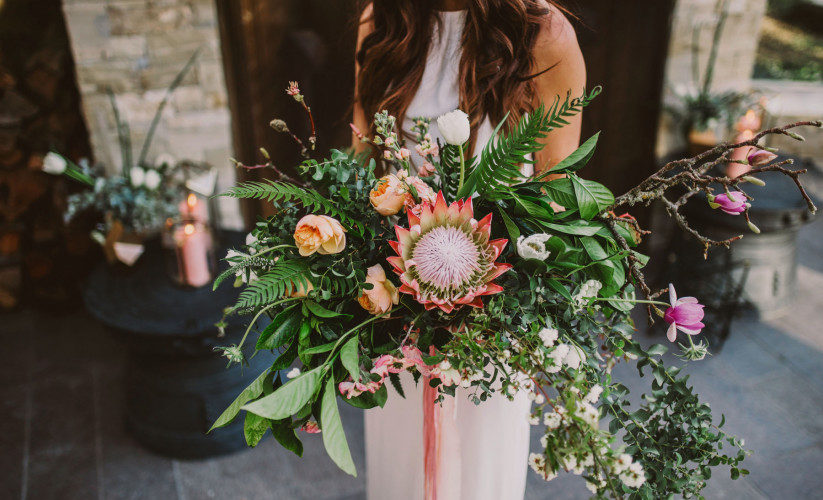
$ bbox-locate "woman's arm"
[531,5,586,177]
[352,4,374,153]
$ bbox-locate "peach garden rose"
[293,214,346,256]
[369,174,407,216]
[357,264,399,315]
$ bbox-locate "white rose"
[130,167,145,187]
[42,152,67,175]
[517,233,552,260]
[436,109,470,146]
[143,169,161,190]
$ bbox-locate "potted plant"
[667,0,756,155]
[41,51,214,267]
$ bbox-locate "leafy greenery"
[211,91,749,498]
[458,87,602,198]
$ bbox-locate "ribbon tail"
[423,376,461,500]
[423,376,440,500]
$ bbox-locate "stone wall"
[657,0,768,156]
[61,0,241,229]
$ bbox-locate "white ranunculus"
[42,152,67,175]
[130,167,145,187]
[516,233,552,260]
[436,109,470,145]
[143,169,161,189]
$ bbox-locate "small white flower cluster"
[528,453,557,481]
[614,453,647,488]
[538,326,559,347]
[572,279,602,309]
[544,343,586,373]
[516,233,553,261]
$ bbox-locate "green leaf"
[340,336,360,383]
[209,369,269,431]
[544,278,573,301]
[388,372,405,398]
[300,341,337,355]
[540,178,577,209]
[271,341,299,371]
[497,207,521,241]
[647,344,668,357]
[243,412,270,447]
[321,377,357,476]
[571,175,615,220]
[242,366,322,420]
[257,305,302,350]
[304,300,351,319]
[271,419,304,457]
[542,220,605,236]
[543,132,600,175]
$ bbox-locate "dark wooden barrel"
[83,231,273,458]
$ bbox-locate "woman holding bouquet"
[352,1,586,499]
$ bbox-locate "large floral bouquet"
[210,83,819,498]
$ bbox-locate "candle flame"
[187,193,197,208]
[184,223,196,235]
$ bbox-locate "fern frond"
[221,180,359,229]
[438,144,463,201]
[232,260,312,311]
[461,87,601,197]
[213,253,272,291]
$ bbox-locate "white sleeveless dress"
[364,11,533,500]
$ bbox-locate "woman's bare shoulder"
[533,2,583,70]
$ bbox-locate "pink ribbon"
[423,375,460,500]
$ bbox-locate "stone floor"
[3,185,823,500]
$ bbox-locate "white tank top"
[403,10,533,177]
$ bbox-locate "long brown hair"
[356,0,558,147]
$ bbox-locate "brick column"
[61,0,242,229]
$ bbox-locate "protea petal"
[489,239,508,259]
[385,194,509,312]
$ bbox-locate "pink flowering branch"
[603,119,821,321]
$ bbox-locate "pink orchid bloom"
[664,284,706,342]
[710,191,748,215]
[747,149,777,166]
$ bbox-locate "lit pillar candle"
[176,223,211,287]
[178,193,209,222]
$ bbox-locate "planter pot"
[687,128,719,156]
[670,162,816,318]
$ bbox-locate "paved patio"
[3,177,823,500]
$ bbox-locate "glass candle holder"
[165,221,216,288]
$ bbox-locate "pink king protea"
[387,192,511,313]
